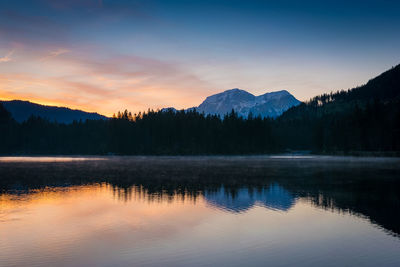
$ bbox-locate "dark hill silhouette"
[275,64,400,152]
[280,64,400,120]
[0,100,107,123]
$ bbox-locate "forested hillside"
[277,64,400,152]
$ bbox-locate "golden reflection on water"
[0,184,213,265]
[0,183,207,224]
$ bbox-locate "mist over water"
[0,156,399,266]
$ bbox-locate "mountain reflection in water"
[204,184,295,212]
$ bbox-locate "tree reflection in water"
[1,156,399,236]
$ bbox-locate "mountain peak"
[269,89,290,95]
[207,88,254,99]
[222,88,251,94]
[196,89,300,118]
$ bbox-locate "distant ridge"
[1,100,108,123]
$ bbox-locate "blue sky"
[0,0,399,115]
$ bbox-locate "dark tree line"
[0,64,399,155]
[0,102,399,155]
[0,107,277,155]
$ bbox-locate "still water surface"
[0,156,399,266]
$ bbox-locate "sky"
[0,0,399,116]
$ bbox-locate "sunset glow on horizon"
[1,0,399,116]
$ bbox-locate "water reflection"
[0,156,399,266]
[1,156,399,235]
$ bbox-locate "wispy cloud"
[50,48,69,57]
[0,50,14,63]
[40,48,70,61]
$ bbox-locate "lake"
[0,156,399,266]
